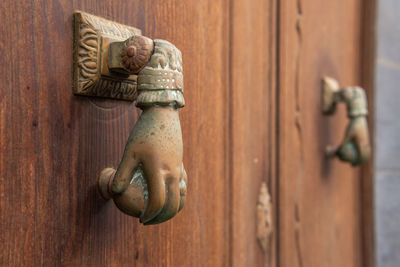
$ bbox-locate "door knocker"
[73,11,187,225]
[321,76,371,166]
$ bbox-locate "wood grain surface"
[0,0,375,266]
[359,1,377,267]
[0,0,234,266]
[278,0,370,266]
[229,0,278,266]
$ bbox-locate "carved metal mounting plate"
[73,11,142,100]
[257,182,273,252]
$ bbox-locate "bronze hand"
[111,106,187,224]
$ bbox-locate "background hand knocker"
[322,76,371,166]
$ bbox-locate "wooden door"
[278,0,375,267]
[0,0,374,267]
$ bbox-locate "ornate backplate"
[256,182,273,252]
[73,11,142,100]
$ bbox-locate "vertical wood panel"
[230,0,278,266]
[359,1,377,266]
[278,0,364,266]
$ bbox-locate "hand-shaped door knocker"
[98,38,187,225]
[322,76,371,166]
[73,11,187,225]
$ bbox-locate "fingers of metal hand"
[144,164,187,225]
[354,132,370,164]
[337,141,359,164]
[178,165,187,212]
[140,163,167,224]
[178,195,186,213]
[342,123,357,145]
[144,176,180,225]
[357,143,371,165]
[337,117,370,165]
[113,180,146,217]
[111,154,139,194]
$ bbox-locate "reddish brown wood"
[278,0,369,266]
[230,0,278,266]
[0,0,233,266]
[359,0,377,266]
[0,0,375,266]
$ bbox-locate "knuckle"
[179,180,187,196]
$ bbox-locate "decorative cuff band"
[138,67,183,91]
[348,108,368,118]
[135,39,184,108]
[136,90,185,108]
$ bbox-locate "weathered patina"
[75,11,187,225]
[322,76,370,166]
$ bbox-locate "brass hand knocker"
[72,11,187,225]
[322,76,371,166]
[98,37,187,225]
